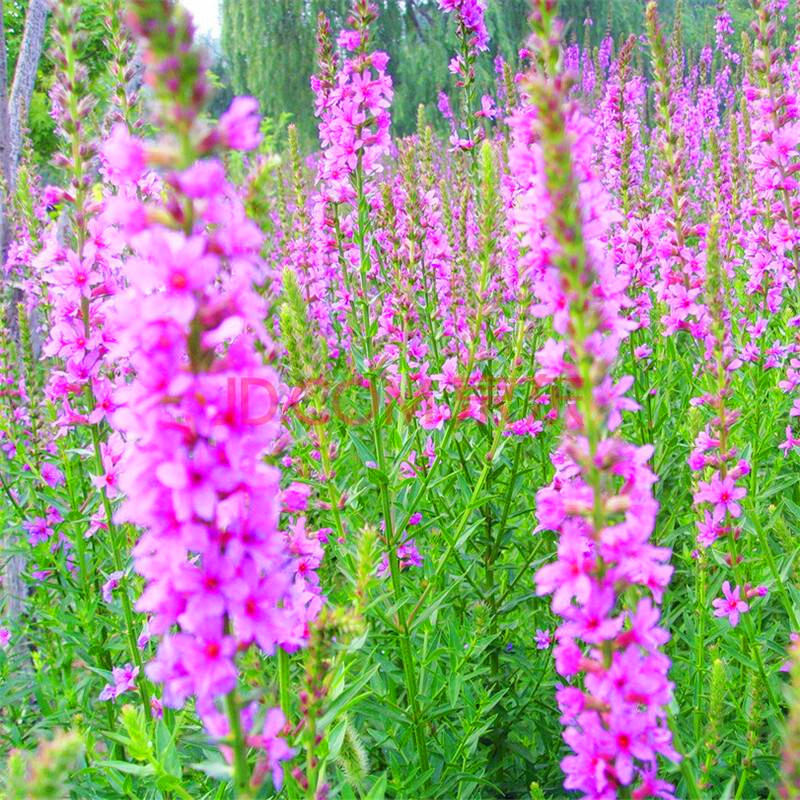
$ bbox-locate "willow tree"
[221,0,344,146]
[221,0,448,145]
[225,1,755,146]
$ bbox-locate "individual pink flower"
[23,517,54,546]
[99,663,140,702]
[712,581,749,627]
[216,97,262,151]
[693,473,746,522]
[438,0,489,51]
[337,29,362,51]
[281,482,312,514]
[88,378,119,425]
[102,570,124,603]
[40,463,65,487]
[249,707,294,790]
[535,528,593,614]
[102,123,147,183]
[377,537,423,578]
[779,425,800,454]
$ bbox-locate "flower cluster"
[102,0,313,785]
[438,0,489,53]
[312,1,392,204]
[518,4,678,796]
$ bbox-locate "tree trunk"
[0,0,12,259]
[1,0,49,683]
[0,0,24,638]
[8,0,48,182]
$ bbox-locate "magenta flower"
[103,123,147,183]
[281,482,312,514]
[521,13,678,793]
[102,571,124,603]
[40,463,65,488]
[23,517,54,546]
[438,0,489,52]
[779,425,800,455]
[249,707,295,790]
[99,663,140,702]
[694,473,746,522]
[535,528,593,614]
[377,537,423,578]
[712,581,749,627]
[98,0,323,765]
[337,29,362,51]
[216,96,262,151]
[534,628,552,649]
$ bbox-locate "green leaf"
[155,720,182,779]
[96,760,156,777]
[190,761,234,781]
[363,772,388,800]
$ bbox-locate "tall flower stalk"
[35,0,151,718]
[311,1,432,781]
[105,1,304,795]
[519,3,679,796]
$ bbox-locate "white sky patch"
[181,0,221,38]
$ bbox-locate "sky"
[181,0,221,38]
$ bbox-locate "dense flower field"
[2,0,800,797]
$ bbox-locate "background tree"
[219,0,799,149]
[1,0,113,176]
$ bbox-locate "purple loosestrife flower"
[311,6,392,205]
[104,0,305,783]
[102,571,124,603]
[694,473,746,523]
[250,708,294,790]
[215,97,262,151]
[438,0,489,53]
[108,143,305,727]
[517,4,678,797]
[712,581,750,627]
[99,663,140,702]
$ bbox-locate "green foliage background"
[4,0,111,170]
[7,0,799,162]
[219,0,798,148]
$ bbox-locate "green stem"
[278,647,291,718]
[693,559,706,745]
[225,690,253,799]
[726,533,782,720]
[350,151,431,781]
[88,402,152,719]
